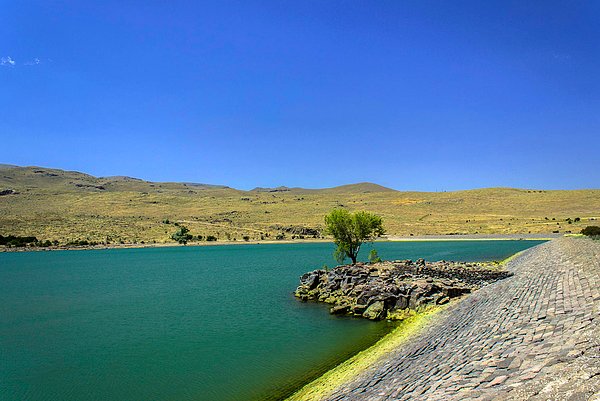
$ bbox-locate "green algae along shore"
[287,250,526,401]
[286,306,448,401]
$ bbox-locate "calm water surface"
[0,240,545,401]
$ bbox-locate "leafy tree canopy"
[171,226,193,244]
[324,209,384,264]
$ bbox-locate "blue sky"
[1,1,598,190]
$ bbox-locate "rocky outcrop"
[72,182,106,190]
[295,259,512,320]
[270,225,321,237]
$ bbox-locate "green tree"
[171,226,193,244]
[368,249,382,264]
[324,209,385,265]
[581,226,600,236]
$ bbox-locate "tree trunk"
[350,244,360,265]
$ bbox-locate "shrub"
[171,226,193,244]
[206,235,217,241]
[581,226,600,236]
[368,249,382,263]
[243,236,250,242]
[0,235,39,247]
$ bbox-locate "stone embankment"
[295,260,512,320]
[324,237,600,401]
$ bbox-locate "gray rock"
[363,301,386,320]
[330,304,350,314]
[294,257,512,320]
[394,295,409,310]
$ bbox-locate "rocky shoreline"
[295,259,513,320]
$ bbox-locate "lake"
[0,240,545,401]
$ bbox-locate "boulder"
[436,296,450,305]
[330,304,350,314]
[409,284,431,308]
[443,286,471,298]
[352,304,368,314]
[356,289,380,305]
[373,292,398,309]
[363,301,386,320]
[394,295,409,310]
[303,274,320,290]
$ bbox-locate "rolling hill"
[1,165,598,245]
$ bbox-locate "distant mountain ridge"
[318,182,396,193]
[0,164,396,193]
[0,164,18,169]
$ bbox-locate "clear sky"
[1,1,598,190]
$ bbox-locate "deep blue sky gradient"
[1,1,598,190]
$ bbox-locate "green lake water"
[0,240,545,401]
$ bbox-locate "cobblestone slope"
[327,238,600,401]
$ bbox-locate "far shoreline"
[386,233,559,241]
[0,233,559,253]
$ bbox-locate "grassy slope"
[1,166,599,244]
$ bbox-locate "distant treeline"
[0,235,56,247]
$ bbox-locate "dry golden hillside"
[1,165,598,244]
